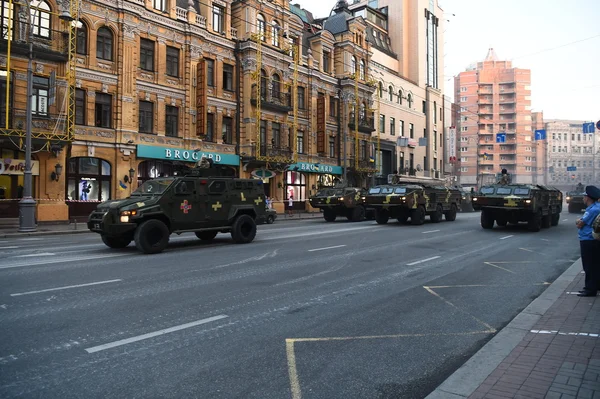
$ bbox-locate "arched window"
[378,82,383,98]
[96,27,113,61]
[359,59,365,80]
[260,69,268,99]
[271,20,280,47]
[398,90,402,104]
[30,1,50,38]
[257,14,266,41]
[272,73,281,102]
[388,86,393,102]
[359,102,366,120]
[76,21,88,55]
[407,93,413,108]
[66,157,111,202]
[351,56,357,75]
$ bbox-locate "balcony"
[348,114,376,133]
[349,158,377,171]
[479,97,493,104]
[239,143,294,161]
[250,86,293,113]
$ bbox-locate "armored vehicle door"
[206,179,229,223]
[170,179,201,230]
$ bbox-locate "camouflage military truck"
[309,185,374,222]
[566,190,586,213]
[364,176,462,225]
[87,158,266,254]
[471,182,562,232]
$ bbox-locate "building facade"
[455,49,537,188]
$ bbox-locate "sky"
[292,0,600,122]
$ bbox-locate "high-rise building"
[455,49,536,188]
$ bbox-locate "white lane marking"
[563,219,568,222]
[10,279,122,297]
[530,330,599,337]
[17,238,43,241]
[540,239,550,242]
[0,253,131,270]
[85,315,228,354]
[422,230,440,234]
[499,235,514,240]
[407,256,441,266]
[0,246,19,250]
[308,245,347,252]
[14,252,56,258]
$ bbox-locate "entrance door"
[169,179,199,231]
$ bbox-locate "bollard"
[74,219,77,230]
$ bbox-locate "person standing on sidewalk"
[575,185,600,297]
[287,194,294,217]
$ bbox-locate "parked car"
[257,207,277,225]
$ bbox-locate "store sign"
[136,145,240,166]
[289,162,343,175]
[0,159,40,176]
[448,127,456,163]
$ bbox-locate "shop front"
[65,157,112,221]
[0,156,39,218]
[287,162,343,212]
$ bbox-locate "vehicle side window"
[175,180,195,195]
[209,180,227,194]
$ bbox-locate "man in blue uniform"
[575,185,600,297]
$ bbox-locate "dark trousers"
[581,240,600,292]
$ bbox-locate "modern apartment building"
[455,48,536,188]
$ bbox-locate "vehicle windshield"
[480,187,495,194]
[131,178,175,196]
[514,188,530,195]
[496,187,512,195]
[394,187,407,194]
[381,187,395,194]
[368,187,381,194]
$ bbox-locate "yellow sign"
[212,201,223,211]
[240,192,247,202]
[383,194,393,204]
[254,197,263,205]
[326,197,331,204]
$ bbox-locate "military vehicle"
[309,184,374,222]
[471,175,562,231]
[87,158,266,254]
[364,175,462,225]
[566,190,586,213]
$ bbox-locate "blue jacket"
[579,202,600,241]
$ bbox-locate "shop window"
[137,160,178,185]
[285,170,306,201]
[66,157,111,201]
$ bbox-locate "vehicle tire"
[527,210,542,232]
[195,231,218,241]
[444,204,458,222]
[481,210,494,229]
[430,204,443,223]
[231,214,257,244]
[323,208,337,222]
[541,213,552,229]
[495,216,508,227]
[411,206,426,226]
[134,219,170,254]
[101,234,132,249]
[397,214,409,224]
[266,215,275,224]
[350,205,365,222]
[551,212,560,226]
[375,209,389,225]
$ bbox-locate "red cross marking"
[180,200,192,214]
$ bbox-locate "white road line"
[530,330,599,337]
[0,253,131,270]
[422,230,440,234]
[85,315,229,354]
[499,235,514,240]
[14,252,56,258]
[562,219,568,222]
[17,238,43,241]
[0,246,19,250]
[407,256,441,266]
[308,245,347,252]
[10,279,122,296]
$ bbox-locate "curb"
[425,258,583,399]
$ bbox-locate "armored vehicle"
[566,190,586,213]
[471,180,562,231]
[87,158,266,254]
[309,184,374,222]
[364,176,462,225]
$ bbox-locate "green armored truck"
[566,190,586,213]
[471,179,562,232]
[309,185,374,222]
[364,176,462,225]
[87,158,266,254]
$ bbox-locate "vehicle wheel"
[397,214,409,224]
[430,204,443,223]
[323,208,337,222]
[481,210,494,229]
[231,214,257,244]
[350,206,365,222]
[134,219,170,254]
[527,210,542,232]
[541,213,551,229]
[195,231,218,241]
[551,212,560,226]
[375,209,389,225]
[101,234,132,249]
[411,206,426,226]
[495,216,508,227]
[444,204,458,221]
[266,215,275,224]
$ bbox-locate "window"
[390,118,395,136]
[433,101,437,122]
[95,93,112,128]
[206,113,214,142]
[460,107,467,112]
[359,59,365,80]
[206,59,214,87]
[66,157,112,202]
[399,120,404,136]
[222,116,232,143]
[153,0,166,12]
[398,90,402,104]
[76,22,87,55]
[75,89,86,125]
[329,96,337,117]
[351,56,357,75]
[259,120,266,153]
[434,129,437,148]
[30,1,50,38]
[407,94,413,108]
[165,106,178,137]
[140,39,155,71]
[297,86,305,109]
[460,147,468,152]
[379,115,385,133]
[259,69,267,99]
[409,123,414,138]
[388,86,393,102]
[360,140,367,160]
[378,82,383,98]
[96,27,113,61]
[272,122,281,148]
[223,64,233,91]
[460,96,467,102]
[139,101,154,133]
[213,5,225,33]
[271,20,280,47]
[461,87,467,92]
[272,73,281,102]
[295,131,305,154]
[460,167,468,172]
[166,46,179,77]
[329,136,335,158]
[32,76,48,116]
[257,14,266,41]
[285,171,306,201]
[1,1,14,40]
[323,50,330,73]
[422,101,426,114]
[461,126,468,132]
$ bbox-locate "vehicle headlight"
[462,196,466,200]
[401,196,406,200]
[566,196,571,200]
[361,197,366,201]
[120,210,137,223]
[338,197,344,201]
[120,215,130,223]
[472,198,478,201]
[525,200,532,204]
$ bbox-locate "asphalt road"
[0,211,582,399]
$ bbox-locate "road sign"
[496,133,506,143]
[534,129,546,140]
[567,166,577,172]
[583,122,595,134]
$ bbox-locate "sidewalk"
[427,258,600,399]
